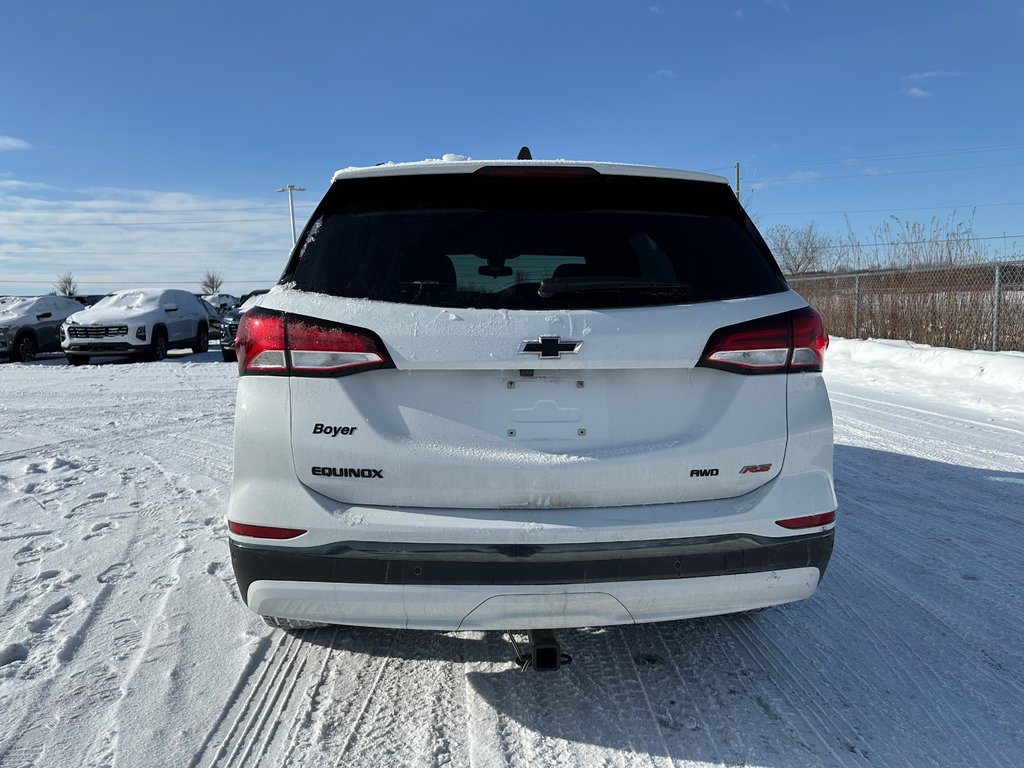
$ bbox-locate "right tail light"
[697,307,828,374]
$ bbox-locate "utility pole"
[735,162,741,199]
[276,184,306,245]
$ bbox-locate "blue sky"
[2,0,1022,296]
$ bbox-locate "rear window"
[282,172,786,310]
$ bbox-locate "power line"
[761,200,1024,216]
[743,161,1024,191]
[0,248,288,255]
[0,217,290,228]
[2,232,1020,277]
[0,205,287,215]
[2,279,279,286]
[704,139,1024,173]
[790,160,1024,181]
[825,233,1023,251]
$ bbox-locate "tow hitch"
[508,629,572,672]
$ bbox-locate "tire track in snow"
[840,544,1024,721]
[184,633,273,768]
[613,628,675,767]
[233,635,312,768]
[333,652,396,766]
[475,630,667,768]
[832,392,1024,438]
[716,614,855,767]
[278,625,341,766]
[200,631,303,768]
[831,395,1024,472]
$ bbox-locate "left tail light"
[235,307,394,377]
[697,307,828,374]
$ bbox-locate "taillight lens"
[236,308,393,377]
[789,306,830,372]
[697,307,828,374]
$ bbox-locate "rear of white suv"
[228,159,835,631]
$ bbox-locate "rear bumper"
[230,528,833,629]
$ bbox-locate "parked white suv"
[62,288,210,365]
[228,157,835,634]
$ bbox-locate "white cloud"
[0,135,32,152]
[0,181,297,295]
[750,170,820,191]
[653,69,676,79]
[735,8,746,19]
[0,179,59,192]
[905,87,930,98]
[649,5,667,14]
[764,0,790,11]
[902,70,964,81]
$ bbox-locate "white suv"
[62,288,210,365]
[228,157,835,633]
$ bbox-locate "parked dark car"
[0,295,84,362]
[199,299,224,338]
[219,290,268,362]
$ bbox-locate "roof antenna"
[517,146,533,160]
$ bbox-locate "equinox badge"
[518,336,583,359]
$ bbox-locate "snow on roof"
[331,157,729,185]
[107,288,170,299]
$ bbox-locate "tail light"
[697,307,828,374]
[235,308,394,377]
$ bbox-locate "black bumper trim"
[65,343,143,354]
[229,529,834,605]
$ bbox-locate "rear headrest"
[402,254,456,285]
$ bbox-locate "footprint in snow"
[26,596,75,634]
[82,521,116,541]
[97,563,135,584]
[13,537,65,566]
[0,643,29,668]
[148,575,178,593]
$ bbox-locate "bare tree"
[200,270,224,294]
[54,271,79,296]
[765,222,836,275]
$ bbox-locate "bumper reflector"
[775,511,836,529]
[228,520,307,540]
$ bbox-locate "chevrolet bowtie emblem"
[518,336,583,359]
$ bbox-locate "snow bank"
[829,337,1024,392]
[826,337,1024,428]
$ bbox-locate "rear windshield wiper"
[538,276,690,298]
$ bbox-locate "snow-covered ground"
[1,339,1022,767]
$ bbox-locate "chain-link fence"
[787,261,1024,352]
